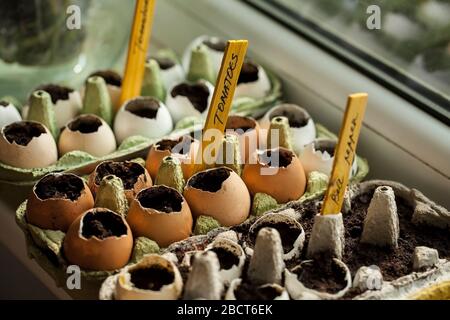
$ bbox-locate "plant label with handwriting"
[321,93,368,215]
[192,40,248,174]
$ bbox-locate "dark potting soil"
[138,185,182,213]
[35,174,84,201]
[203,38,227,52]
[95,161,145,190]
[250,221,302,254]
[35,84,73,103]
[125,97,160,119]
[156,136,193,155]
[234,283,283,300]
[259,148,293,168]
[225,116,256,133]
[3,121,46,146]
[89,70,122,87]
[188,167,231,192]
[171,83,210,113]
[237,61,259,84]
[209,247,240,270]
[292,190,450,281]
[81,210,127,239]
[152,56,175,70]
[68,115,102,133]
[294,259,347,294]
[0,100,9,107]
[269,109,310,128]
[129,265,174,291]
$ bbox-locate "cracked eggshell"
[249,212,305,261]
[0,121,57,168]
[182,35,226,76]
[58,114,116,157]
[152,56,185,90]
[166,80,214,124]
[86,70,122,111]
[260,104,316,154]
[127,185,193,247]
[63,208,133,271]
[225,115,260,164]
[184,167,251,227]
[113,97,173,144]
[0,100,22,129]
[298,139,357,177]
[225,279,289,300]
[88,160,152,203]
[242,147,307,203]
[24,84,82,129]
[26,173,94,231]
[284,259,352,300]
[234,61,271,99]
[146,135,199,180]
[206,238,245,284]
[115,254,183,300]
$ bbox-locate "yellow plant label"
[191,40,248,174]
[119,0,156,108]
[321,93,368,215]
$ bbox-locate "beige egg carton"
[97,179,449,300]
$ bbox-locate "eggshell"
[225,115,260,164]
[58,114,116,157]
[182,35,226,76]
[28,84,82,129]
[153,57,185,90]
[206,238,245,284]
[234,62,271,99]
[26,173,94,231]
[87,70,122,110]
[184,167,251,226]
[242,147,307,203]
[260,104,316,154]
[127,185,193,247]
[298,139,357,177]
[146,136,199,180]
[0,101,22,129]
[63,208,133,271]
[88,160,152,203]
[0,121,57,168]
[165,80,214,124]
[115,254,183,300]
[113,97,173,144]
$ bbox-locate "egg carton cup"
[15,200,166,300]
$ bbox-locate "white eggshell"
[234,64,271,99]
[181,35,225,76]
[115,254,183,300]
[0,121,57,168]
[298,141,358,178]
[0,102,22,129]
[53,91,83,128]
[161,64,185,90]
[260,104,316,154]
[206,238,245,285]
[59,115,116,157]
[165,81,214,124]
[225,279,289,300]
[113,99,173,144]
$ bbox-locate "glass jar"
[0,0,135,102]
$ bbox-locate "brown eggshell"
[184,167,251,226]
[88,160,152,203]
[26,173,94,231]
[0,121,57,169]
[242,147,307,203]
[63,208,133,271]
[146,136,199,181]
[127,185,193,247]
[225,115,260,164]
